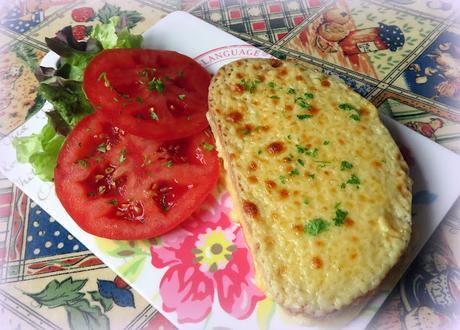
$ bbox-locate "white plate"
[1,11,460,330]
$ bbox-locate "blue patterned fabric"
[25,202,87,259]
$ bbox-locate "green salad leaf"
[14,120,65,182]
[91,16,143,49]
[39,78,94,129]
[14,18,143,181]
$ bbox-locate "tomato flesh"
[83,49,211,140]
[54,113,220,240]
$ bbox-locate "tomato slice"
[83,49,211,140]
[54,113,220,240]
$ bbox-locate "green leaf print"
[366,13,377,21]
[118,255,149,283]
[96,239,151,282]
[26,277,87,308]
[257,298,276,330]
[89,291,114,312]
[65,299,109,330]
[13,43,38,71]
[25,277,110,330]
[96,3,143,29]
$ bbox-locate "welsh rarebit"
[207,58,412,318]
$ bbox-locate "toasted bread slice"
[207,58,412,318]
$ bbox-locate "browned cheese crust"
[208,58,412,318]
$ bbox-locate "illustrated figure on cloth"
[1,0,73,34]
[404,32,460,108]
[405,118,445,140]
[315,6,405,55]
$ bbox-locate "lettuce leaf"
[45,26,101,81]
[39,78,94,129]
[15,18,143,181]
[14,120,65,182]
[90,16,143,49]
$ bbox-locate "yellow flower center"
[193,227,237,273]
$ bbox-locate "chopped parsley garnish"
[87,192,95,197]
[297,114,313,120]
[333,204,348,226]
[289,168,300,176]
[341,161,353,170]
[303,198,309,205]
[347,174,361,185]
[165,160,173,168]
[270,95,280,99]
[314,160,330,168]
[242,127,250,135]
[279,175,286,184]
[295,97,312,110]
[147,77,165,94]
[257,149,262,155]
[97,72,112,88]
[307,147,318,157]
[287,153,294,161]
[136,96,143,104]
[308,173,316,179]
[202,142,215,151]
[108,199,118,205]
[297,159,305,167]
[287,135,292,140]
[268,81,276,88]
[287,87,296,94]
[178,94,186,100]
[94,156,103,162]
[119,149,126,163]
[150,110,159,121]
[240,79,260,93]
[142,154,152,167]
[75,159,88,168]
[350,114,360,121]
[339,103,356,111]
[295,145,317,158]
[339,103,361,121]
[303,92,314,99]
[97,143,108,153]
[323,140,330,145]
[304,218,329,236]
[296,144,307,153]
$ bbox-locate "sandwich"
[207,58,412,319]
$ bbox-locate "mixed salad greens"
[14,17,143,181]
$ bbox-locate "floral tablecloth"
[0,0,459,329]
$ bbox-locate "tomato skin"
[71,7,95,22]
[54,113,219,240]
[72,25,89,41]
[83,48,211,141]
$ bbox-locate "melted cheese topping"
[208,59,412,317]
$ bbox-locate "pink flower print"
[151,193,265,323]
